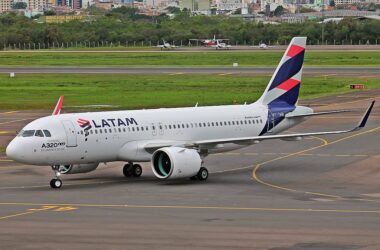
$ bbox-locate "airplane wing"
[144,101,375,151]
[286,109,351,118]
[187,101,374,147]
[52,96,64,115]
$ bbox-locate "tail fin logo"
[260,37,306,107]
[77,118,92,131]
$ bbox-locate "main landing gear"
[190,167,209,181]
[50,165,63,189]
[123,162,142,178]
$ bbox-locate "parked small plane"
[190,35,229,47]
[155,40,177,50]
[6,37,375,189]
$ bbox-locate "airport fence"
[0,39,379,50]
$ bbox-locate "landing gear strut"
[123,162,142,178]
[50,165,63,189]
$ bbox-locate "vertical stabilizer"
[258,37,307,107]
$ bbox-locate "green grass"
[0,74,378,111]
[0,51,380,67]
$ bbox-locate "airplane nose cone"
[6,140,21,161]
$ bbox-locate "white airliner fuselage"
[6,103,306,166]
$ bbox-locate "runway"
[1,66,380,76]
[0,90,380,249]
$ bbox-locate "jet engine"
[152,147,201,180]
[59,163,99,174]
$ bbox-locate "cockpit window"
[43,130,51,137]
[22,130,35,137]
[35,130,44,137]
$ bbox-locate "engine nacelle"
[152,147,201,180]
[59,163,99,174]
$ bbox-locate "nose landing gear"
[50,165,63,189]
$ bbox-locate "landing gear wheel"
[132,164,142,177]
[123,163,132,177]
[197,167,208,181]
[50,178,62,189]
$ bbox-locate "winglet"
[52,96,64,115]
[356,101,375,130]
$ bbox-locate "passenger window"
[186,124,189,128]
[244,120,247,124]
[80,131,84,135]
[146,126,149,131]
[35,130,44,137]
[232,121,235,125]
[224,122,227,125]
[95,130,98,134]
[137,127,139,131]
[90,130,93,134]
[43,130,51,137]
[159,125,163,130]
[169,125,172,129]
[100,129,103,134]
[211,122,214,126]
[141,127,144,131]
[207,123,210,127]
[109,129,112,133]
[260,119,263,123]
[123,128,126,132]
[248,120,251,124]
[182,124,185,128]
[128,127,131,132]
[119,128,122,132]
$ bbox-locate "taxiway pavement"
[0,90,379,249]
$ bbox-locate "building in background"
[0,0,13,12]
[27,0,47,10]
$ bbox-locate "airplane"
[251,43,273,49]
[212,40,232,50]
[155,40,177,50]
[6,37,375,189]
[189,35,229,47]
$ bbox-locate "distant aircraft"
[6,37,375,189]
[155,40,178,50]
[190,35,230,48]
[251,43,275,49]
[212,40,232,50]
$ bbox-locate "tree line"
[0,8,379,49]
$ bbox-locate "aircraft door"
[61,120,78,147]
[267,110,275,133]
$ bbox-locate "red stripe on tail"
[276,78,300,91]
[286,45,304,58]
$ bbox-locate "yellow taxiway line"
[0,202,379,214]
[252,125,380,203]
